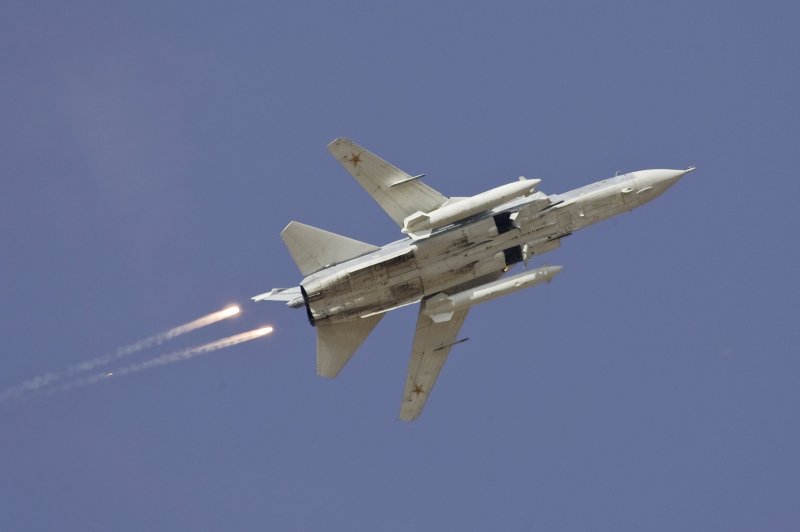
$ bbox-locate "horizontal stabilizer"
[252,287,300,301]
[281,221,379,277]
[251,287,304,308]
[316,315,384,378]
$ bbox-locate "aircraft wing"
[399,303,470,421]
[327,137,448,228]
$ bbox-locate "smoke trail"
[66,305,241,373]
[0,306,240,402]
[42,326,273,397]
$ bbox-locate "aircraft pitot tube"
[423,265,563,323]
[402,177,540,237]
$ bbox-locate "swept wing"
[400,303,470,421]
[327,137,447,227]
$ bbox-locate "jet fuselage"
[300,168,688,325]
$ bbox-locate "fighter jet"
[253,138,693,420]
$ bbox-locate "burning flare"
[0,305,244,403]
[46,326,274,395]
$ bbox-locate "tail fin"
[316,315,384,377]
[281,221,379,276]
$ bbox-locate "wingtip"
[326,136,352,149]
[398,412,418,422]
[325,137,344,150]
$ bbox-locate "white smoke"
[42,326,273,397]
[0,306,241,403]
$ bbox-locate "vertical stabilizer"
[281,221,379,276]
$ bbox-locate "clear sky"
[2,1,799,530]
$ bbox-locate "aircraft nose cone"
[635,167,694,192]
[638,167,692,183]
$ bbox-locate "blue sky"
[2,1,799,530]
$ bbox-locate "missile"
[402,177,541,237]
[423,265,563,323]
